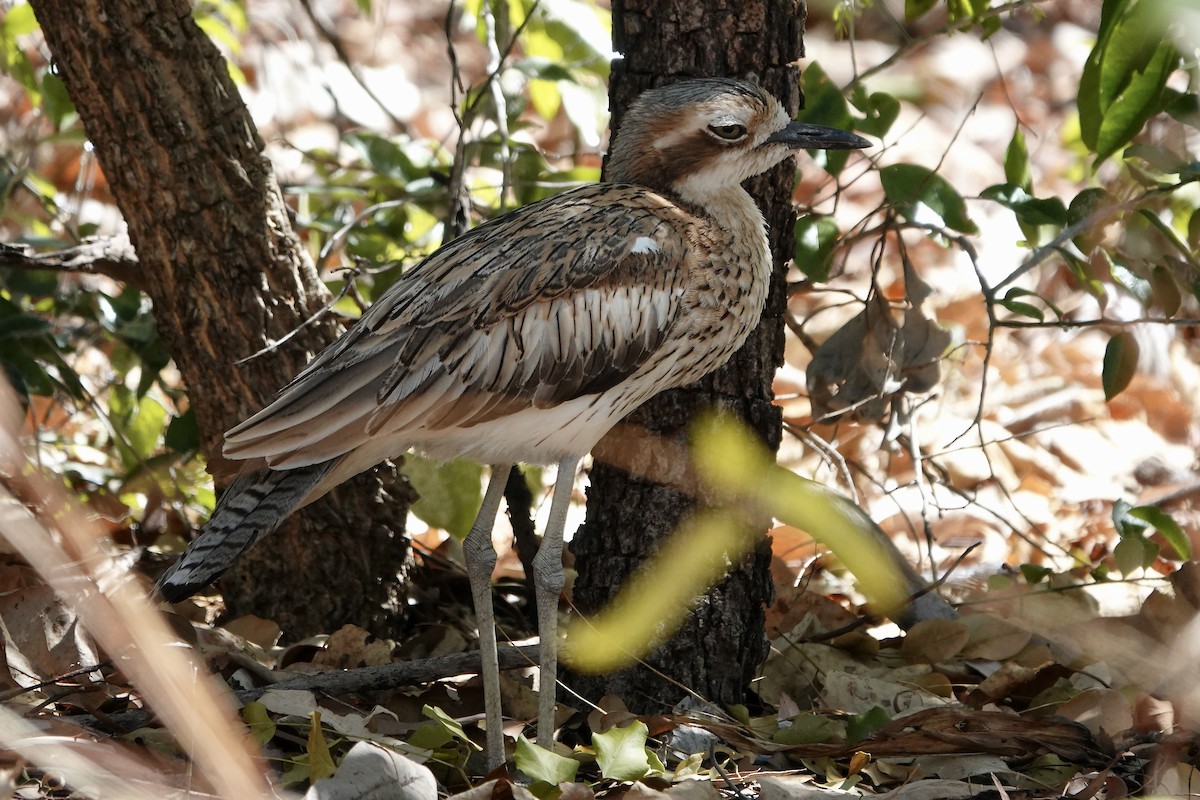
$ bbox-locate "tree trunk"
[568,0,805,712]
[31,0,415,637]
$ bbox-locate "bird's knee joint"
[464,535,497,571]
[531,559,565,592]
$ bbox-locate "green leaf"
[905,0,938,21]
[1136,206,1194,260]
[981,184,1068,227]
[1078,0,1179,163]
[421,704,476,746]
[126,395,167,460]
[1110,263,1153,304]
[0,314,51,339]
[164,408,200,453]
[1068,187,1119,252]
[514,735,579,784]
[1019,563,1052,585]
[948,0,976,21]
[405,722,454,751]
[1004,127,1031,189]
[979,12,1002,38]
[528,78,563,121]
[1114,532,1157,574]
[846,706,891,744]
[592,721,652,781]
[1101,330,1139,400]
[1064,252,1106,299]
[1150,265,1182,317]
[849,85,899,138]
[345,132,419,179]
[242,701,276,746]
[793,215,841,282]
[404,456,483,539]
[996,290,1044,322]
[774,714,839,745]
[1163,87,1200,127]
[306,712,337,783]
[41,71,76,130]
[3,3,39,36]
[880,163,978,234]
[796,62,855,177]
[1002,286,1063,321]
[1128,505,1191,559]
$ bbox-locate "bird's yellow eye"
[708,123,747,141]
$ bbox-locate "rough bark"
[31,0,415,637]
[568,0,806,712]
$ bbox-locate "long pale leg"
[531,457,578,749]
[463,463,514,770]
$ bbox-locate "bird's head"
[607,77,869,205]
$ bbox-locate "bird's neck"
[690,183,764,228]
[671,181,770,260]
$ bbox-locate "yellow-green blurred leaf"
[306,712,337,783]
[242,701,276,747]
[405,456,483,539]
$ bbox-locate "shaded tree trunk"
[568,0,806,712]
[31,0,415,637]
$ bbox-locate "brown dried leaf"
[0,568,99,692]
[807,293,950,422]
[313,625,394,668]
[822,669,949,717]
[221,615,282,649]
[900,619,969,664]
[960,614,1031,661]
[1056,687,1132,736]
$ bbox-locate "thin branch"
[79,644,540,734]
[0,237,146,292]
[996,316,1200,329]
[444,0,472,241]
[481,0,513,211]
[442,0,542,240]
[846,0,1053,90]
[295,0,409,133]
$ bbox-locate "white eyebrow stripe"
[630,236,660,254]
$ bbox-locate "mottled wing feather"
[223,184,692,467]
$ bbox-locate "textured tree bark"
[568,0,806,712]
[31,0,415,637]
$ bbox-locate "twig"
[76,644,540,734]
[233,268,358,365]
[296,0,409,133]
[443,0,472,241]
[442,0,542,240]
[846,0,1052,90]
[995,316,1200,329]
[0,238,146,292]
[481,0,513,211]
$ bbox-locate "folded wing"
[222,185,694,469]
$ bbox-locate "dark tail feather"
[155,460,337,602]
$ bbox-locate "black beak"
[765,121,871,150]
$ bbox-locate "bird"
[156,77,869,769]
